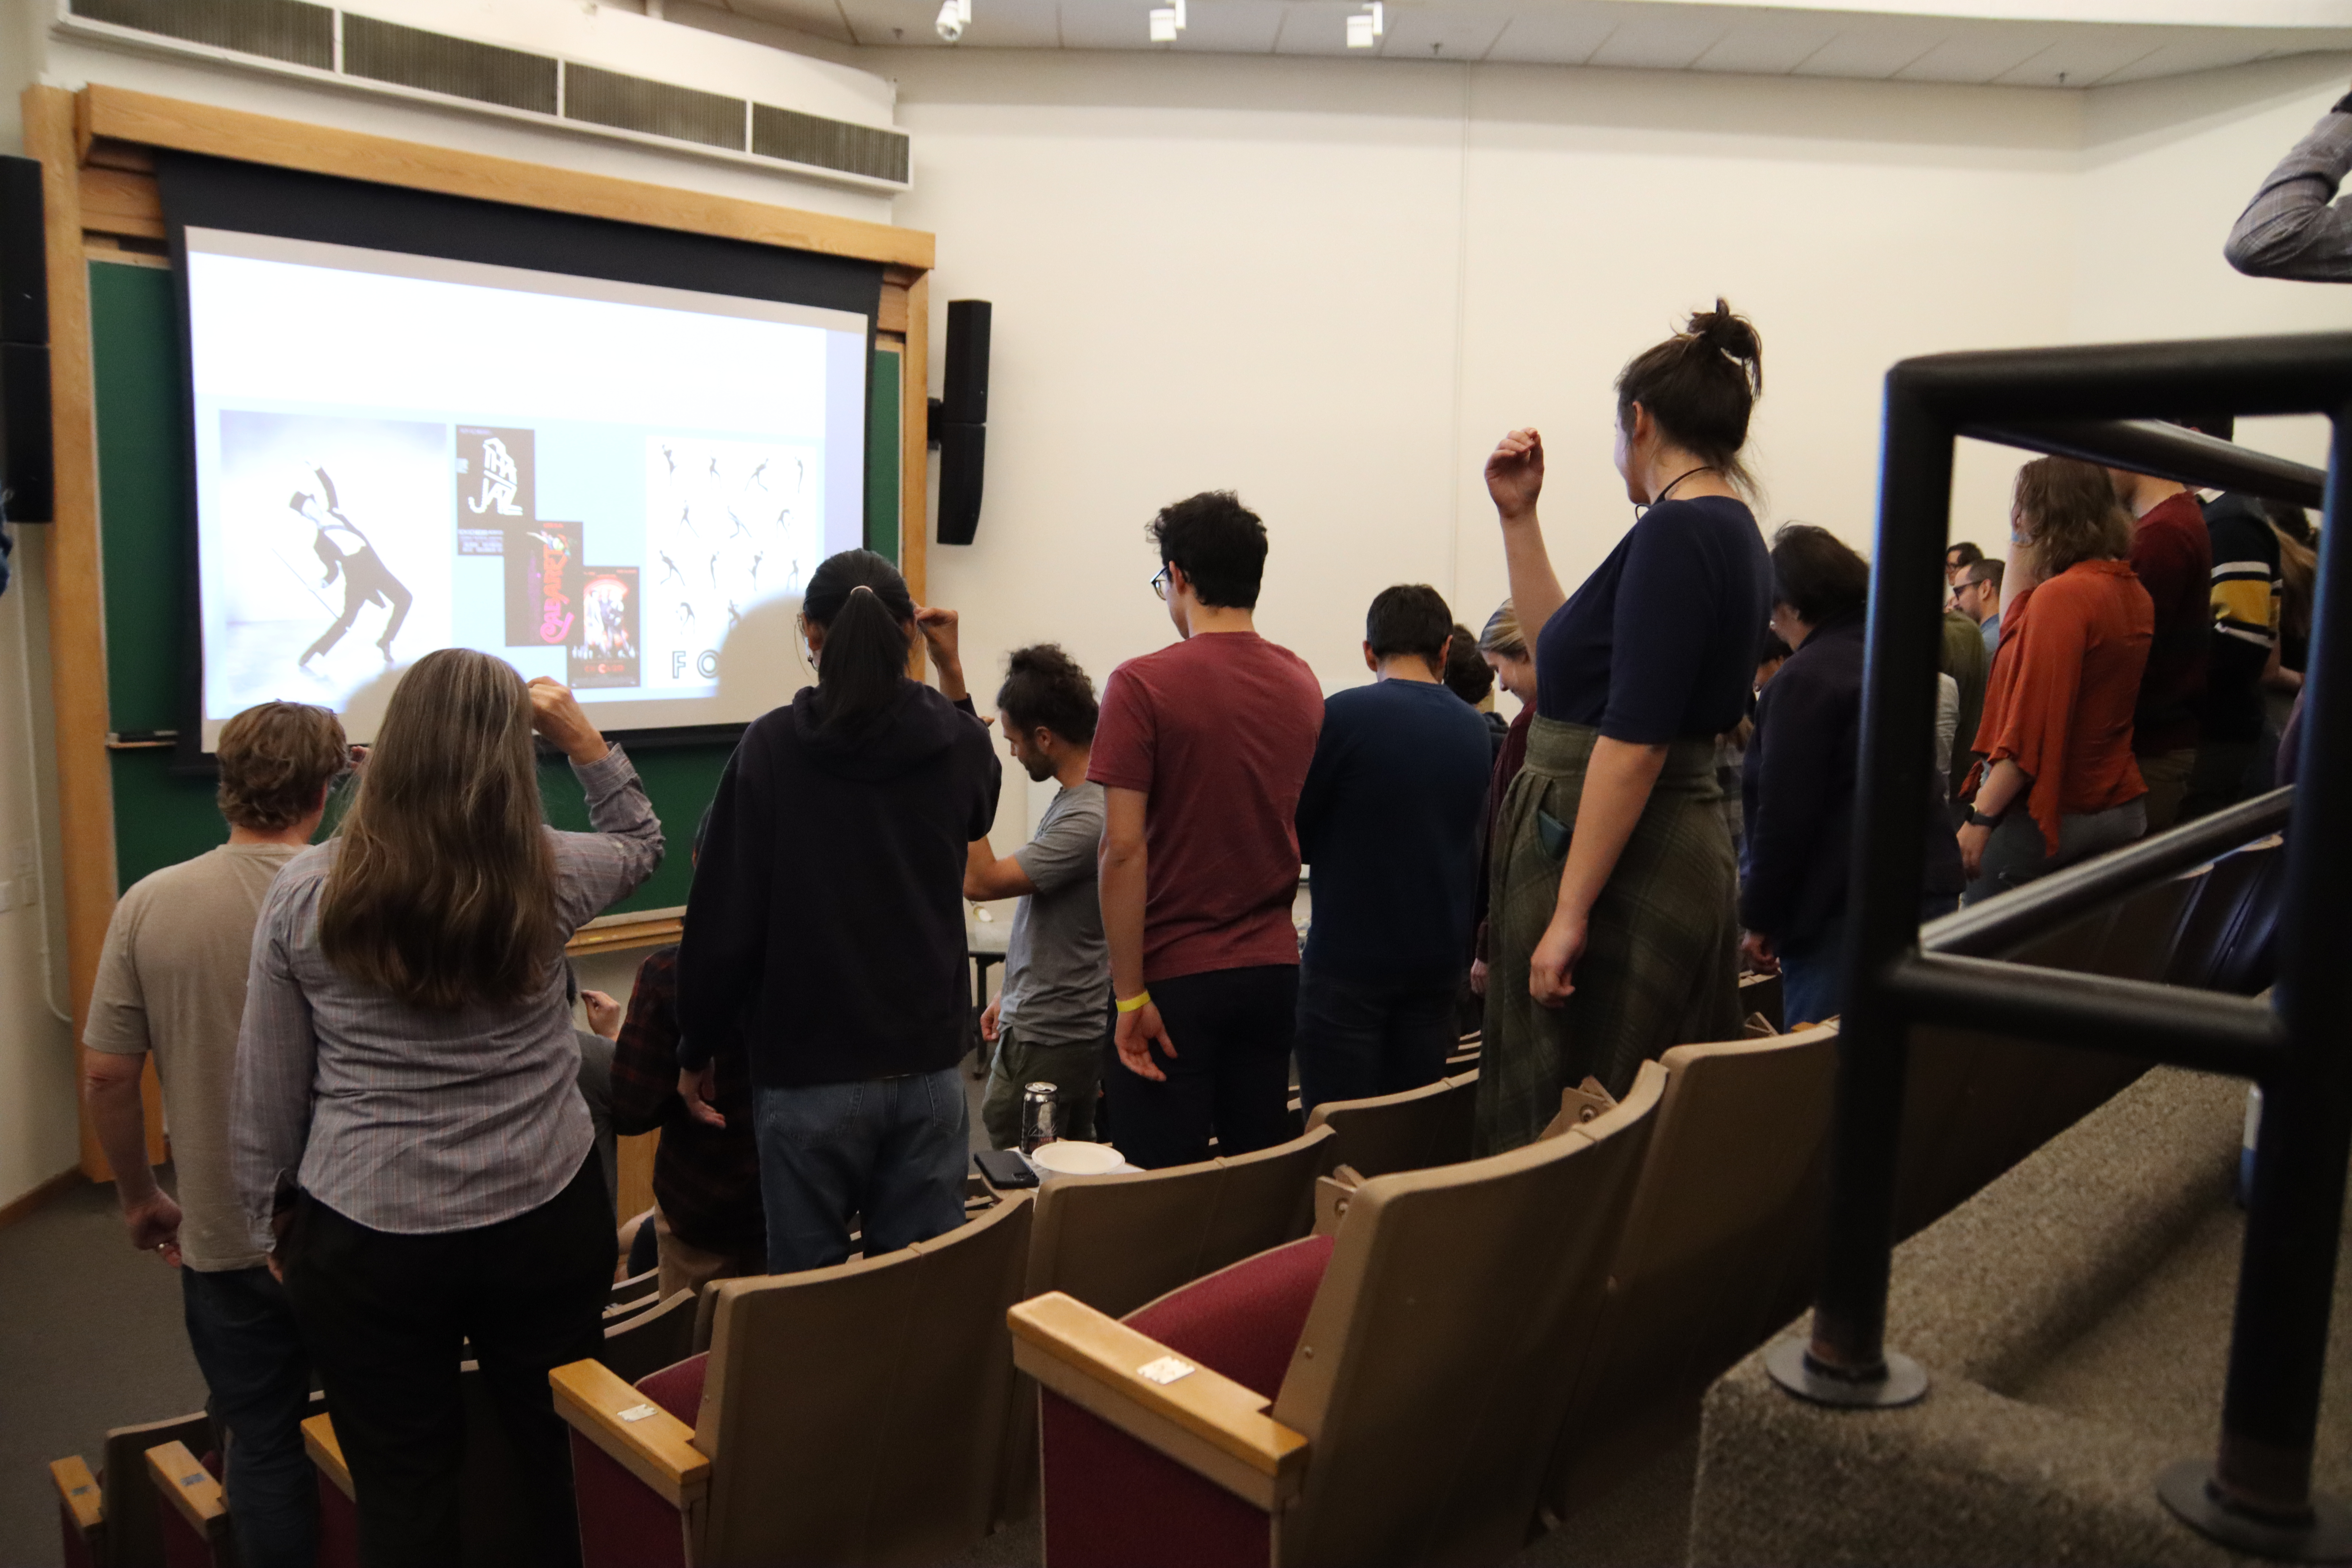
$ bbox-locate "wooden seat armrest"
[549,1358,710,1509]
[1007,1292,1308,1511]
[50,1456,103,1533]
[144,1441,227,1538]
[301,1414,353,1500]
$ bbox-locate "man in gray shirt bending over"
[967,644,1110,1147]
[82,701,349,1568]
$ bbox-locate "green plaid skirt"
[1473,717,1743,1155]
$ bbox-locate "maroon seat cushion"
[571,1354,709,1568]
[638,1353,708,1423]
[1126,1233,1334,1398]
[1040,1236,1337,1568]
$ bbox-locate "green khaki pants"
[981,1029,1103,1150]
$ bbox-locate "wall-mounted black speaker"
[0,154,52,523]
[932,298,990,546]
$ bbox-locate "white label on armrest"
[617,1403,660,1422]
[1137,1356,1196,1386]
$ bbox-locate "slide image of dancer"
[643,433,822,693]
[295,468,413,668]
[202,412,448,741]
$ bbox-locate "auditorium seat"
[551,1192,1034,1568]
[51,1409,214,1568]
[1542,1025,1840,1521]
[1738,969,1784,1033]
[1022,1124,1337,1321]
[1009,1063,1664,1568]
[593,1288,701,1383]
[605,1266,660,1318]
[142,1442,229,1568]
[1301,1071,1478,1178]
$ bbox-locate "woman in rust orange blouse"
[1959,457,2155,904]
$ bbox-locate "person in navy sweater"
[1294,585,1495,1110]
[1739,524,1964,1025]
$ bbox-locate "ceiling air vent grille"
[563,64,745,152]
[58,2,911,189]
[342,14,558,116]
[71,0,334,70]
[755,103,908,186]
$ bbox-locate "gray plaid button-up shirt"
[232,747,662,1250]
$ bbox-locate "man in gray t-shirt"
[81,701,349,1568]
[966,645,1111,1147]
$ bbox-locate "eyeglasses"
[1149,564,1172,601]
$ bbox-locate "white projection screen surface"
[185,227,869,750]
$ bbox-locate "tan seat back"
[1025,1124,1337,1320]
[1302,1073,1478,1178]
[100,1412,213,1568]
[1545,1025,1840,1515]
[1267,1063,1665,1568]
[695,1193,1033,1567]
[596,1289,697,1385]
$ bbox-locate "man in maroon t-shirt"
[1089,491,1325,1169]
[2110,465,2212,831]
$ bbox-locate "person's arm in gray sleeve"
[231,877,320,1257]
[2225,96,2352,283]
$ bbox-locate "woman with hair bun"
[677,548,1000,1273]
[1476,301,1772,1154]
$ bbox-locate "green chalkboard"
[91,260,904,910]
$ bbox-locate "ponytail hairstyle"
[1615,299,1765,496]
[319,648,558,1011]
[802,548,916,734]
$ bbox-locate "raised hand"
[527,678,609,766]
[1486,427,1546,523]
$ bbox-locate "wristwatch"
[1965,807,2007,830]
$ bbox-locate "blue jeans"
[180,1266,317,1568]
[1294,965,1460,1114]
[1775,895,1961,1029]
[754,1069,971,1273]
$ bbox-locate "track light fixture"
[1148,0,1183,44]
[1345,1,1382,48]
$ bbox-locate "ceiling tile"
[2096,28,2317,83]
[1054,0,1159,48]
[1163,0,1289,52]
[1988,25,2167,87]
[1377,4,1511,62]
[1688,22,1840,75]
[1480,2,1617,66]
[1583,6,1731,70]
[723,0,856,44]
[1894,19,2067,82]
[1272,0,1382,57]
[1787,18,1949,79]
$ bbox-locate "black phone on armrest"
[974,1149,1038,1189]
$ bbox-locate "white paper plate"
[1029,1141,1125,1176]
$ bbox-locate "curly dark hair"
[1148,491,1268,610]
[996,644,1099,744]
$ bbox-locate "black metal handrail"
[1920,786,2292,959]
[1764,332,2352,1561]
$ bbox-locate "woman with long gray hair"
[233,648,662,1567]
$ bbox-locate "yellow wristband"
[1116,990,1152,1014]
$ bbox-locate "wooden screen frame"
[25,83,936,1178]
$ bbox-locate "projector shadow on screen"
[706,593,811,731]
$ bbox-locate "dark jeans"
[180,1266,316,1568]
[1777,895,1962,1028]
[1294,964,1460,1113]
[1103,964,1297,1170]
[281,1156,611,1568]
[753,1067,970,1274]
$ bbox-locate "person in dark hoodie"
[1739,524,1965,1026]
[676,549,1000,1274]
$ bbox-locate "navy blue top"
[1740,612,1964,948]
[1536,496,1772,743]
[1295,679,1495,984]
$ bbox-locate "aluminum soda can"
[1021,1082,1059,1155]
